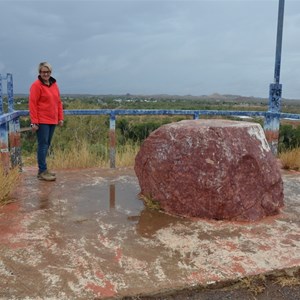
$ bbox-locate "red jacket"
[29,77,64,124]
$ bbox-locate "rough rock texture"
[134,119,284,221]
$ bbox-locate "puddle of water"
[4,172,188,239]
[8,169,297,241]
[75,180,144,217]
[16,175,144,215]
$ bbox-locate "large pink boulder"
[134,119,284,221]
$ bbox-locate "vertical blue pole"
[109,112,116,168]
[0,74,10,170]
[193,112,199,120]
[0,122,9,171]
[7,73,14,113]
[9,117,22,169]
[0,74,3,115]
[264,0,285,155]
[7,73,22,169]
[274,0,285,85]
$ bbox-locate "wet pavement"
[0,167,300,299]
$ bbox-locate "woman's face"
[39,67,51,82]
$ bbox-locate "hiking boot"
[46,170,56,176]
[37,171,56,181]
[37,169,56,177]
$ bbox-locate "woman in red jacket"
[29,62,64,181]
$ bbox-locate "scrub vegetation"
[14,94,300,170]
[279,148,300,171]
[0,163,20,205]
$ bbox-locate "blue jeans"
[36,124,56,174]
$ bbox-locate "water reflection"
[134,209,184,238]
[37,181,52,210]
[101,181,184,237]
[109,184,115,211]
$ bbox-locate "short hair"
[38,62,52,73]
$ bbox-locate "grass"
[0,162,20,205]
[279,147,300,171]
[238,274,267,295]
[140,194,161,210]
[116,142,140,167]
[44,140,140,169]
[47,140,109,169]
[243,269,300,294]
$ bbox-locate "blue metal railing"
[0,73,22,169]
[1,87,300,169]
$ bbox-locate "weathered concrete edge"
[102,266,300,300]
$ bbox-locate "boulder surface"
[134,119,284,221]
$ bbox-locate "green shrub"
[279,124,300,152]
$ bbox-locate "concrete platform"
[0,167,300,299]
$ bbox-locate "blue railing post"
[7,74,22,169]
[0,75,10,170]
[264,0,285,155]
[9,118,22,169]
[0,122,9,171]
[264,83,282,154]
[0,74,22,170]
[0,74,3,115]
[109,112,116,168]
[7,73,14,113]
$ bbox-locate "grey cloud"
[0,0,299,98]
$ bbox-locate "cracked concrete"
[0,167,299,299]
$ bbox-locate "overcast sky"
[0,0,299,99]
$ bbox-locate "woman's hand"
[58,120,64,127]
[31,124,39,132]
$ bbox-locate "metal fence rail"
[1,105,300,169]
[1,72,300,169]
